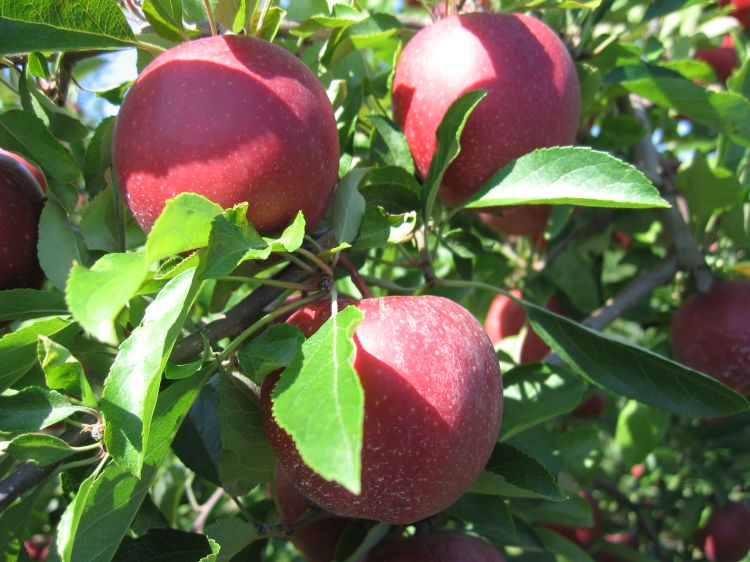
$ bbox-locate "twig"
[202,0,218,36]
[192,487,225,533]
[337,254,372,298]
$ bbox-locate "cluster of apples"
[694,0,749,83]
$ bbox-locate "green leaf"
[0,387,81,432]
[21,71,89,143]
[145,193,224,264]
[523,302,750,417]
[38,199,89,291]
[83,117,115,199]
[218,373,275,495]
[257,7,285,42]
[344,12,400,49]
[461,147,669,210]
[272,306,365,494]
[114,528,213,562]
[102,267,198,477]
[0,317,76,393]
[500,364,586,440]
[143,0,186,42]
[0,289,67,322]
[237,323,304,385]
[470,443,564,500]
[38,336,96,407]
[66,252,148,345]
[534,527,595,562]
[350,206,417,251]
[676,153,741,225]
[0,478,48,561]
[446,494,518,545]
[79,187,125,253]
[7,433,80,466]
[56,363,215,562]
[333,168,368,245]
[615,400,670,466]
[205,518,259,562]
[422,90,487,217]
[0,0,136,54]
[203,205,271,278]
[368,115,415,174]
[265,211,306,252]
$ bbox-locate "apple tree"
[0,0,749,561]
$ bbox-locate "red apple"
[484,289,525,346]
[478,205,552,242]
[694,503,750,562]
[571,391,606,418]
[112,35,339,234]
[0,148,46,192]
[695,35,738,83]
[547,491,603,549]
[273,465,349,562]
[392,13,579,212]
[520,296,566,364]
[363,532,505,561]
[262,296,503,524]
[0,151,45,291]
[719,0,750,28]
[670,279,750,395]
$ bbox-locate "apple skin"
[262,296,503,524]
[478,205,552,241]
[273,465,349,562]
[362,532,505,561]
[392,13,580,208]
[719,0,750,27]
[694,503,750,562]
[695,35,738,83]
[670,279,750,395]
[0,151,45,291]
[112,35,339,234]
[0,148,46,192]
[547,492,603,549]
[571,391,606,418]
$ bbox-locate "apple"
[694,503,750,562]
[547,491,603,549]
[112,35,339,234]
[262,296,503,524]
[0,148,46,191]
[362,532,505,561]
[478,206,552,242]
[23,536,51,561]
[571,391,606,418]
[273,465,349,562]
[392,13,580,235]
[0,150,46,291]
[695,35,738,83]
[670,279,750,395]
[719,0,750,27]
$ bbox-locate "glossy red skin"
[262,296,503,524]
[695,503,750,562]
[695,35,738,83]
[0,148,46,192]
[547,492,603,549]
[571,391,606,418]
[484,289,525,346]
[0,153,45,291]
[392,13,580,207]
[719,0,750,27]
[595,533,638,562]
[520,296,566,364]
[478,205,552,240]
[671,279,750,395]
[113,35,339,234]
[363,533,505,561]
[273,466,349,562]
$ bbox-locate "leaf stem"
[280,252,318,274]
[337,254,372,299]
[55,454,105,474]
[134,41,167,54]
[203,0,218,36]
[296,248,334,278]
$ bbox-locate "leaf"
[237,323,305,385]
[257,7,285,42]
[350,207,417,251]
[205,518,259,562]
[272,306,365,494]
[0,289,67,322]
[56,363,215,562]
[500,364,585,440]
[422,91,487,217]
[461,147,669,210]
[66,252,148,345]
[368,115,415,174]
[38,199,89,291]
[333,168,368,245]
[145,194,224,264]
[470,443,564,500]
[523,302,750,417]
[7,433,79,466]
[534,527,595,562]
[615,400,670,466]
[219,373,275,495]
[0,0,136,54]
[676,153,741,225]
[446,494,518,545]
[0,387,81,432]
[102,267,198,477]
[38,336,96,407]
[0,478,48,561]
[203,205,271,278]
[344,13,400,49]
[142,0,186,42]
[265,211,306,252]
[0,317,76,393]
[82,117,115,199]
[79,187,122,253]
[113,529,213,562]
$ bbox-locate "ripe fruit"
[363,532,505,561]
[571,391,606,418]
[392,13,580,208]
[0,148,46,191]
[694,503,750,562]
[262,296,503,524]
[112,35,339,234]
[478,206,552,241]
[695,35,738,83]
[0,150,45,291]
[670,279,750,395]
[547,492,603,549]
[719,0,750,28]
[273,466,349,562]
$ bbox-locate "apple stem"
[337,253,372,299]
[203,0,218,36]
